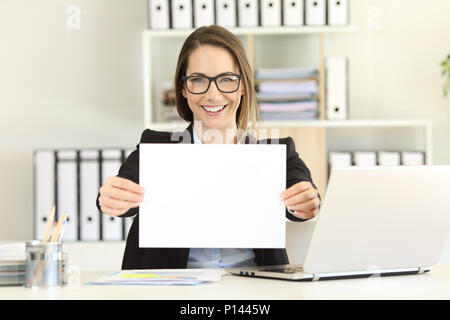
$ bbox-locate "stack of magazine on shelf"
[0,243,26,286]
[255,67,319,121]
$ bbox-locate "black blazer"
[97,122,319,269]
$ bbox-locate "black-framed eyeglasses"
[182,73,243,94]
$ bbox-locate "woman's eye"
[190,77,207,83]
[219,76,236,83]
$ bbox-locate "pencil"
[57,220,67,242]
[42,206,55,243]
[30,204,54,286]
[49,222,58,242]
[50,213,68,242]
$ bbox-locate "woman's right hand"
[99,176,146,217]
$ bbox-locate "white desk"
[1,265,450,300]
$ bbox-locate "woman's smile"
[200,104,227,115]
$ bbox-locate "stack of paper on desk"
[0,243,26,286]
[88,269,224,286]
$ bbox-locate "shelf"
[146,119,432,131]
[143,25,358,38]
[257,119,432,128]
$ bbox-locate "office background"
[0,0,449,244]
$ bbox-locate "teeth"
[202,105,225,112]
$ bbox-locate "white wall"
[0,0,146,239]
[0,0,450,241]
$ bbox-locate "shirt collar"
[193,127,202,144]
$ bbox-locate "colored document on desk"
[87,269,224,286]
[139,144,286,248]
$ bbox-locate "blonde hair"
[174,25,259,133]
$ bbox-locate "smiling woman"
[96,25,321,270]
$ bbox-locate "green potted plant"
[442,54,450,97]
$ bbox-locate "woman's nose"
[204,80,222,99]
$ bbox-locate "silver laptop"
[226,166,450,281]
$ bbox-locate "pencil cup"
[25,240,63,288]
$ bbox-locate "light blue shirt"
[187,127,257,268]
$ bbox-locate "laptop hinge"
[418,267,426,274]
[312,274,320,281]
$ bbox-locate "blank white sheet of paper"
[139,143,286,248]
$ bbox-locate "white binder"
[378,151,401,166]
[260,0,281,27]
[238,0,259,27]
[34,151,55,240]
[194,0,215,28]
[148,0,170,29]
[305,0,326,26]
[216,0,237,27]
[283,0,303,26]
[327,0,348,26]
[353,151,377,167]
[101,149,124,241]
[79,150,100,241]
[401,151,425,166]
[326,57,348,120]
[172,0,193,29]
[56,150,78,241]
[328,151,352,169]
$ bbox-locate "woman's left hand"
[280,181,320,220]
